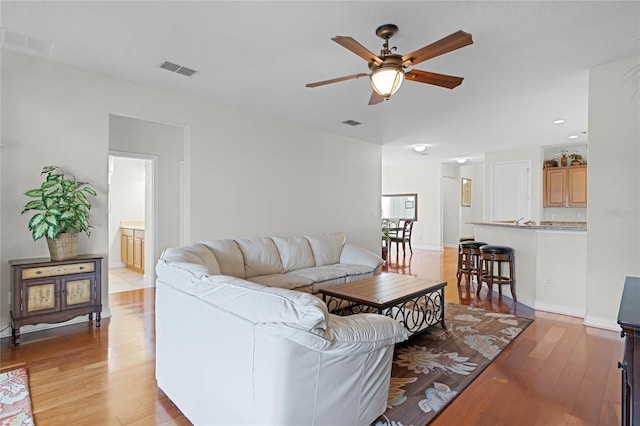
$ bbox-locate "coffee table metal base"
[321,275,446,338]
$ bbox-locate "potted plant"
[22,166,97,261]
[381,223,391,260]
[569,153,585,165]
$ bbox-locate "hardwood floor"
[0,247,623,425]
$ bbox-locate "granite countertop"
[470,221,587,231]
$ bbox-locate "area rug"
[375,303,533,426]
[0,368,35,426]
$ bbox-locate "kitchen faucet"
[515,217,525,225]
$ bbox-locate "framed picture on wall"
[461,178,472,207]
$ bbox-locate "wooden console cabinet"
[120,227,144,272]
[10,255,102,345]
[543,165,587,207]
[618,276,640,426]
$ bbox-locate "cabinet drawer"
[134,229,145,239]
[121,228,134,237]
[22,262,95,280]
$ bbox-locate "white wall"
[0,50,382,337]
[586,56,640,329]
[108,157,145,266]
[383,162,443,250]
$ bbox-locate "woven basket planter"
[47,233,79,261]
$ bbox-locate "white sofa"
[155,233,408,426]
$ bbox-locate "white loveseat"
[155,233,408,425]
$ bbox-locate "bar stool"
[457,241,487,290]
[455,237,475,284]
[478,245,516,302]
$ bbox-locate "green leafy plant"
[22,166,97,241]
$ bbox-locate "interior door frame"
[109,150,158,287]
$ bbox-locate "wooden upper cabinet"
[568,166,587,206]
[544,168,567,207]
[543,165,587,207]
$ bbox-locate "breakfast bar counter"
[469,221,587,231]
[470,221,587,318]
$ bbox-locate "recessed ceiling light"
[456,158,468,164]
[552,119,566,124]
[413,144,427,153]
[568,135,578,139]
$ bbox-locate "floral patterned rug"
[0,368,35,426]
[375,303,533,426]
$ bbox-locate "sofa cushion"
[236,237,284,278]
[272,236,316,272]
[333,263,375,276]
[289,265,347,283]
[197,275,329,331]
[305,233,346,266]
[247,273,313,290]
[160,243,221,275]
[201,239,246,278]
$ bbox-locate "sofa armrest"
[257,313,408,356]
[325,313,409,351]
[340,243,383,269]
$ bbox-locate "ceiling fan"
[306,24,473,105]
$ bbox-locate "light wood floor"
[109,267,147,294]
[0,247,623,425]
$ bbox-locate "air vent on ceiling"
[0,27,53,56]
[342,120,362,126]
[160,61,199,77]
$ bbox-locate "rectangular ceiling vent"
[0,27,53,56]
[160,60,199,77]
[342,120,362,126]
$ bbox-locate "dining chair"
[390,219,414,256]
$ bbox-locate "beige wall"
[586,56,640,329]
[0,50,382,337]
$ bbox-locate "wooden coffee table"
[320,273,447,338]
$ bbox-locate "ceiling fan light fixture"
[413,144,427,153]
[370,66,404,98]
[456,158,468,164]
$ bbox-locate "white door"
[491,161,531,221]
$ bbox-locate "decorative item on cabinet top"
[21,166,97,261]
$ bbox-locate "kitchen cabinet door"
[544,168,567,207]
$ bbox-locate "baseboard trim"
[533,301,585,319]
[583,314,620,332]
[411,244,444,251]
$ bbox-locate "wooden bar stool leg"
[509,254,517,302]
[498,260,503,297]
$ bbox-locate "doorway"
[108,154,155,293]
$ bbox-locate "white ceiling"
[2,1,639,166]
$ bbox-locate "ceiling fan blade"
[306,73,368,88]
[405,69,464,89]
[332,36,383,65]
[368,90,385,105]
[401,30,473,66]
